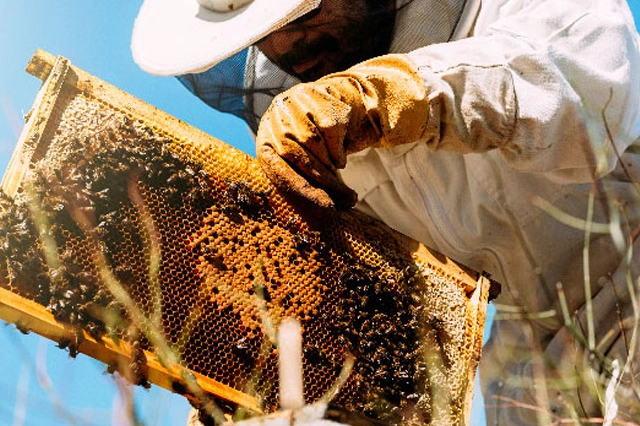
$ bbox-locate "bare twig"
[491,395,640,426]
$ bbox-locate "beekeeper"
[132,0,640,423]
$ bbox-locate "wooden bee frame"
[0,50,496,425]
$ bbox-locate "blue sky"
[0,1,639,425]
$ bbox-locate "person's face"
[256,0,396,82]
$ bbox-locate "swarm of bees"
[0,107,430,423]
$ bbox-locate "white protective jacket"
[181,0,640,423]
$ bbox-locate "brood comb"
[0,50,496,425]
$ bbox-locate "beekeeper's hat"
[131,0,321,76]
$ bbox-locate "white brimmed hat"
[131,0,321,76]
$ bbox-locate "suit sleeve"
[407,0,640,183]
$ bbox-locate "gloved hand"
[256,54,431,209]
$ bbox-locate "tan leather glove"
[256,54,430,209]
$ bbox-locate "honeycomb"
[0,51,494,425]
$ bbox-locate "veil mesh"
[176,0,467,134]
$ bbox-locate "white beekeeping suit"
[133,0,640,423]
